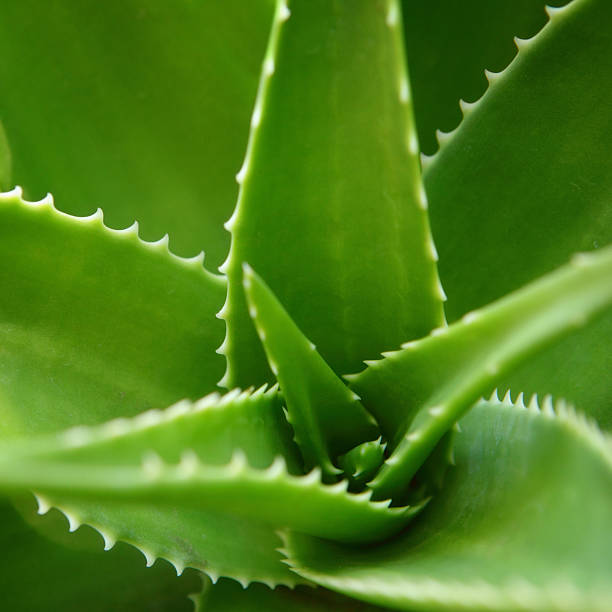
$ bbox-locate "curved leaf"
[0,497,198,611]
[0,0,274,264]
[284,395,612,611]
[0,188,225,437]
[5,388,303,587]
[221,0,445,388]
[0,389,418,586]
[423,0,612,422]
[349,245,612,500]
[243,265,378,479]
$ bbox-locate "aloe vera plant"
[0,0,611,610]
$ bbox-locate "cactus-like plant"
[0,0,610,610]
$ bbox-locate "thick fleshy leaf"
[196,576,389,611]
[0,496,198,611]
[6,389,303,587]
[0,188,225,437]
[349,245,612,499]
[242,265,378,479]
[402,0,569,154]
[0,389,419,587]
[423,0,612,424]
[0,0,274,264]
[284,395,612,611]
[220,0,445,388]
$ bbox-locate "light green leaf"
[284,395,612,611]
[4,388,303,587]
[221,0,445,388]
[0,188,225,437]
[349,245,612,500]
[0,496,199,611]
[0,389,419,587]
[196,576,390,611]
[242,264,378,479]
[423,0,612,423]
[0,0,274,265]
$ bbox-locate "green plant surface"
[0,0,274,265]
[242,264,378,479]
[0,497,200,611]
[220,0,445,388]
[195,575,389,611]
[283,395,612,611]
[0,0,610,610]
[0,189,225,437]
[402,0,570,154]
[422,0,612,426]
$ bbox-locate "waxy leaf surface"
[221,0,444,388]
[243,264,378,479]
[285,396,612,611]
[351,245,612,499]
[424,0,612,425]
[0,190,225,437]
[0,0,274,264]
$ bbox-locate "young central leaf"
[221,0,445,388]
[242,264,378,480]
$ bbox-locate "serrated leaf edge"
[421,1,575,170]
[0,186,224,283]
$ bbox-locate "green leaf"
[5,388,303,587]
[423,0,612,422]
[338,439,386,491]
[349,245,612,500]
[242,264,378,480]
[0,0,274,265]
[221,0,445,388]
[0,189,225,437]
[284,395,612,611]
[0,120,10,188]
[195,576,390,612]
[403,0,568,154]
[0,389,419,587]
[0,496,199,611]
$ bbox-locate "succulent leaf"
[0,0,609,608]
[0,389,421,586]
[283,394,612,611]
[0,0,274,265]
[0,497,199,611]
[402,0,568,154]
[1,388,306,587]
[221,0,445,388]
[0,189,225,437]
[242,264,378,479]
[350,245,612,499]
[424,0,612,424]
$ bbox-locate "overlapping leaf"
[350,245,612,499]
[0,497,198,611]
[220,0,444,388]
[242,264,378,479]
[196,576,389,611]
[402,0,569,153]
[0,0,274,264]
[0,189,225,437]
[284,395,612,611]
[423,0,612,425]
[0,388,420,586]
